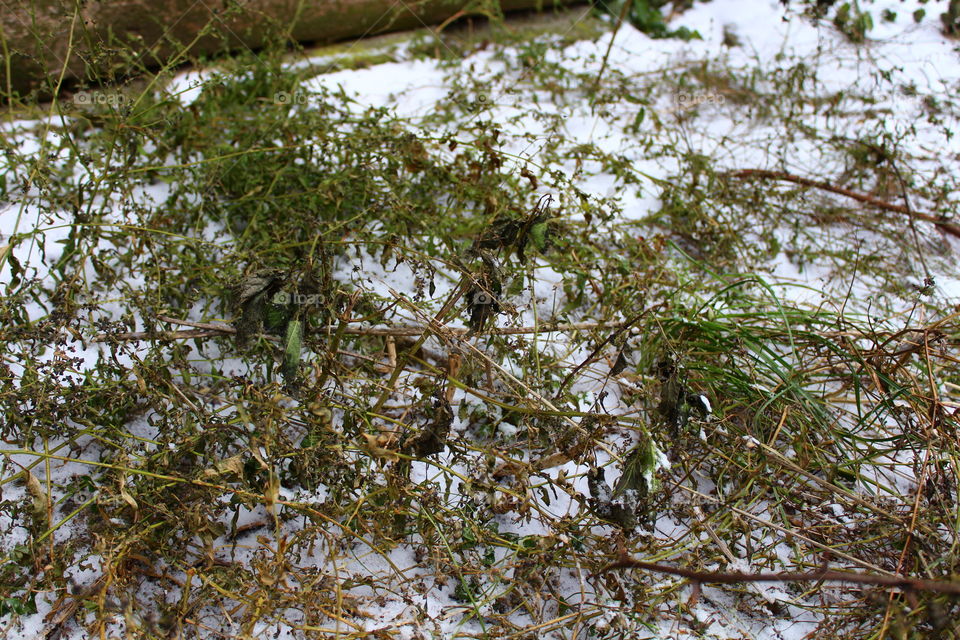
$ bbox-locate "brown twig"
[554,304,663,400]
[96,328,243,342]
[93,315,628,343]
[40,574,110,640]
[595,557,960,596]
[728,169,960,239]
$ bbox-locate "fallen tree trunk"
[2,0,570,97]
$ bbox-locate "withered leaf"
[232,268,287,345]
[404,391,454,456]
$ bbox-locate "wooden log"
[1,0,569,96]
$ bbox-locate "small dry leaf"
[361,433,400,462]
[205,455,245,478]
[445,353,461,403]
[25,471,48,524]
[134,369,147,395]
[249,441,269,469]
[24,470,43,500]
[264,474,280,517]
[118,474,140,520]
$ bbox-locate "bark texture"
[2,0,562,95]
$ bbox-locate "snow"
[4,1,960,638]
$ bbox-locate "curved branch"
[596,557,960,595]
[728,169,960,240]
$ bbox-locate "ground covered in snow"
[2,0,960,638]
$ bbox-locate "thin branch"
[596,557,960,596]
[554,304,664,400]
[728,169,960,239]
[590,0,634,106]
[92,315,627,343]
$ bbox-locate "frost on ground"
[2,0,960,638]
